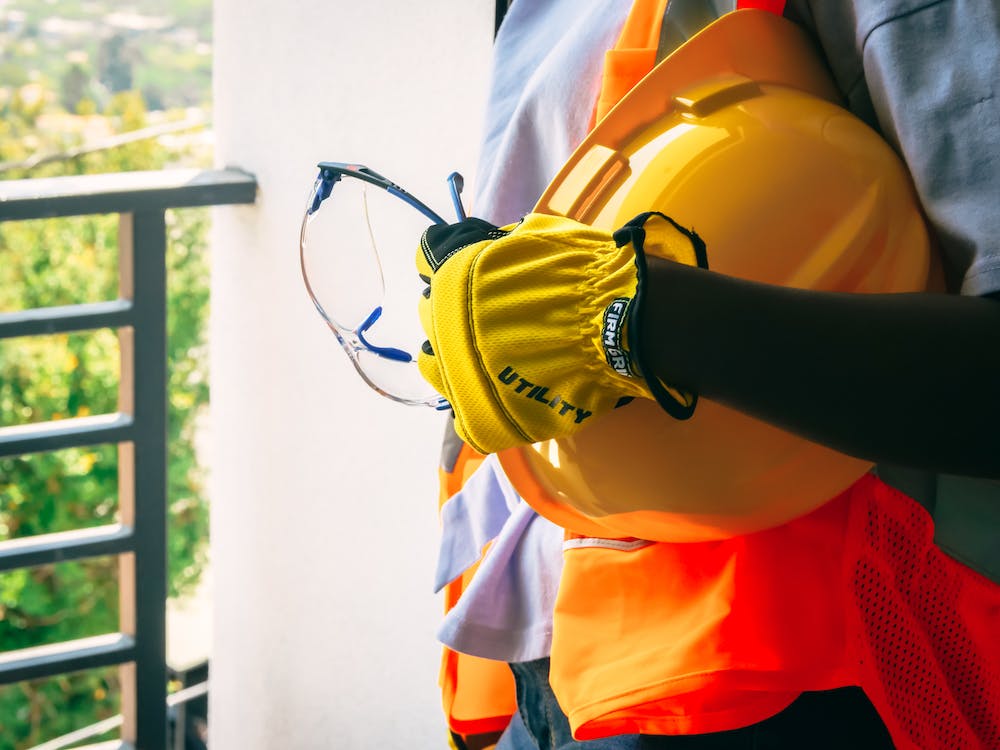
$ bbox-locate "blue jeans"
[496,659,893,750]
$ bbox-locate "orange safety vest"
[440,3,1000,748]
[551,476,1000,747]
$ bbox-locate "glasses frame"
[300,161,464,409]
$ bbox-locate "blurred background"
[0,1,493,747]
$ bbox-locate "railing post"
[122,209,169,750]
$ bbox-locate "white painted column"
[210,2,493,746]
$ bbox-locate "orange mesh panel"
[847,478,1000,750]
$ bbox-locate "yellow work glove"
[416,212,708,454]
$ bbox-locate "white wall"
[210,2,494,746]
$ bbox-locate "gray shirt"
[786,0,1000,296]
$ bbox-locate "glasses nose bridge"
[308,170,342,215]
[355,306,413,363]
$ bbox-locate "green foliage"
[1,0,213,110]
[0,62,29,90]
[59,63,91,113]
[0,87,211,748]
[97,34,137,94]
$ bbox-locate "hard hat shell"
[496,10,931,542]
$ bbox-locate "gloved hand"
[416,211,707,454]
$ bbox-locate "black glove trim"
[614,211,707,421]
[419,218,511,272]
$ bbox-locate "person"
[423,1,1000,748]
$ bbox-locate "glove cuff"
[612,212,707,421]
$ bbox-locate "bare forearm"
[641,258,1000,477]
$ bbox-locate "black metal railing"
[0,168,257,750]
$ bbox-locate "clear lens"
[301,176,385,331]
[301,173,446,407]
[350,346,444,406]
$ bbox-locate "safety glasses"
[300,162,465,409]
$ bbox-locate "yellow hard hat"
[496,10,932,542]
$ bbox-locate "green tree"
[97,34,136,94]
[0,88,211,748]
[59,63,91,113]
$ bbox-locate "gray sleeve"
[788,0,1000,296]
